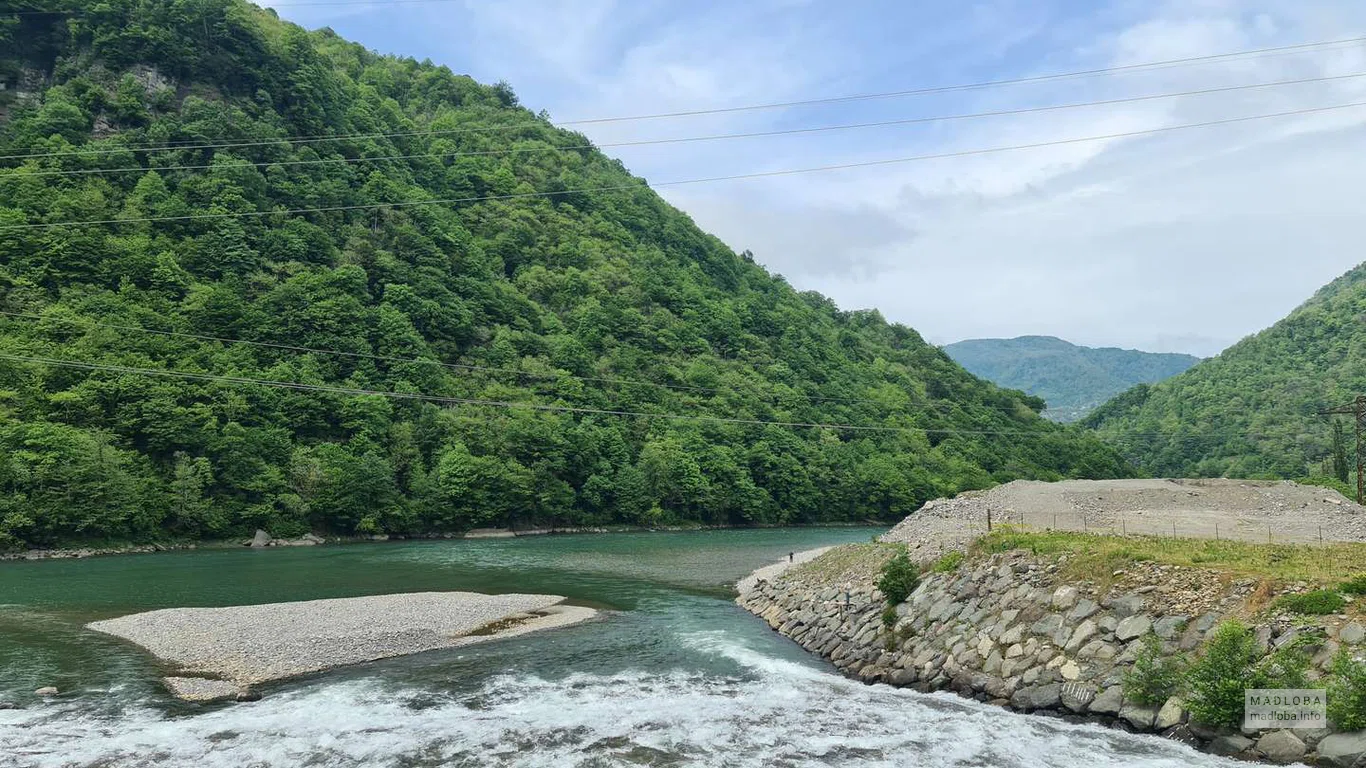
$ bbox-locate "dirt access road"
[880,478,1366,563]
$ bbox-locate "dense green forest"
[0,0,1127,549]
[943,336,1200,422]
[1086,262,1366,479]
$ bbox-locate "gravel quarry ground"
[880,478,1366,563]
[87,592,596,699]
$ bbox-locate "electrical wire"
[5,99,1365,232]
[15,71,1366,179]
[4,35,1365,160]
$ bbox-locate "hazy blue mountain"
[944,336,1201,422]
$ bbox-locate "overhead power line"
[0,351,1077,437]
[0,309,887,407]
[15,71,1366,179]
[5,99,1365,232]
[3,35,1365,161]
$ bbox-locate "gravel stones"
[88,592,596,695]
[163,677,242,702]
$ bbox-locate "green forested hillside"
[943,336,1199,422]
[1086,262,1366,478]
[0,1,1126,548]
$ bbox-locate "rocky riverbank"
[738,546,1366,765]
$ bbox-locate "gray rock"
[1154,697,1185,730]
[1188,720,1230,741]
[301,532,325,544]
[1319,732,1366,767]
[1340,622,1366,645]
[1110,595,1145,618]
[1152,615,1187,639]
[1300,727,1333,749]
[1068,599,1100,622]
[1064,620,1098,652]
[1029,683,1062,710]
[1060,681,1095,713]
[1207,734,1254,757]
[1031,614,1063,637]
[0,701,19,710]
[1059,660,1081,681]
[1255,730,1306,764]
[1089,685,1124,715]
[33,687,58,697]
[1119,701,1157,730]
[1115,615,1152,642]
[1051,586,1080,611]
[249,529,270,548]
[1162,724,1200,747]
[1255,625,1273,654]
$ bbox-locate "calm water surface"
[0,529,1240,767]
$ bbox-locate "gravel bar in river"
[87,591,596,696]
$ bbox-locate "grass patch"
[930,550,965,573]
[785,543,903,587]
[1341,575,1366,595]
[974,528,1366,584]
[1276,590,1347,615]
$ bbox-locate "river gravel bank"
[87,592,596,698]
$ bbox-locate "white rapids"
[1,631,1242,768]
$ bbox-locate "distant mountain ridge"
[943,336,1201,422]
[1085,262,1366,479]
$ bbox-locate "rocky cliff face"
[738,548,1366,765]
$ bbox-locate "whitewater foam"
[2,631,1240,768]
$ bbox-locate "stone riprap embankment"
[88,592,596,701]
[739,547,1366,766]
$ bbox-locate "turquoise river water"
[0,529,1242,767]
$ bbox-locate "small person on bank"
[788,552,794,562]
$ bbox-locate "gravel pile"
[87,592,596,693]
[881,478,1366,561]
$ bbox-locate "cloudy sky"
[263,0,1366,357]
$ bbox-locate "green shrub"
[1186,621,1264,728]
[1187,621,1314,728]
[931,550,965,573]
[1277,589,1347,615]
[1328,650,1366,730]
[877,549,919,606]
[881,604,899,629]
[1341,575,1366,595]
[1123,633,1187,706]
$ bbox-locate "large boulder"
[249,530,270,548]
[1115,615,1152,642]
[33,687,58,697]
[1254,730,1306,765]
[1207,734,1254,757]
[1089,685,1124,715]
[1319,732,1366,767]
[1154,697,1185,730]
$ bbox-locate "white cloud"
[266,0,1366,356]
